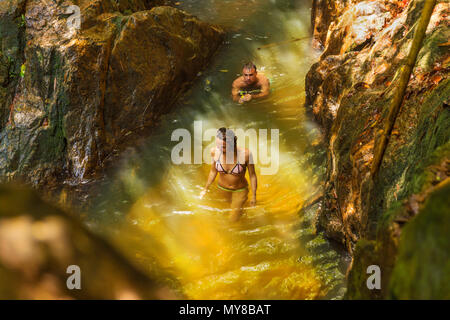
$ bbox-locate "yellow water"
[87,0,347,299]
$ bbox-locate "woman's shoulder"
[210,147,220,161]
[237,147,252,163]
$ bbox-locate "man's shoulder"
[232,76,244,87]
[257,73,269,84]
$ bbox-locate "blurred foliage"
[0,183,178,299]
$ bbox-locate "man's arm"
[231,79,242,102]
[252,77,270,99]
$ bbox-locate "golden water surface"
[87,0,347,300]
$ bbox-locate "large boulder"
[0,1,224,191]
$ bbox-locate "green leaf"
[20,63,26,78]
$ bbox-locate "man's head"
[242,62,257,85]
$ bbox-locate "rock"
[346,178,450,299]
[311,0,348,50]
[321,1,392,58]
[307,0,449,299]
[0,183,179,299]
[387,179,450,299]
[0,1,224,195]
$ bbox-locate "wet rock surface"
[0,1,224,200]
[307,0,449,298]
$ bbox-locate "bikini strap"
[237,149,247,166]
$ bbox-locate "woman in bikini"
[199,128,257,222]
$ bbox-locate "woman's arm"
[246,150,257,206]
[200,149,218,199]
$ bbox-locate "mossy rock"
[388,180,450,299]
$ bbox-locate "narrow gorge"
[0,0,448,300]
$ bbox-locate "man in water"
[232,62,270,104]
[199,128,257,222]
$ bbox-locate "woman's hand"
[199,189,207,199]
[250,196,256,207]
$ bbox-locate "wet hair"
[242,62,257,72]
[216,127,237,145]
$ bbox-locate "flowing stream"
[86,0,349,299]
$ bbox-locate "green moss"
[416,24,449,72]
[111,14,130,33]
[0,0,27,114]
[388,181,450,299]
[378,200,403,233]
[379,142,450,229]
[18,14,25,28]
[345,239,380,299]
